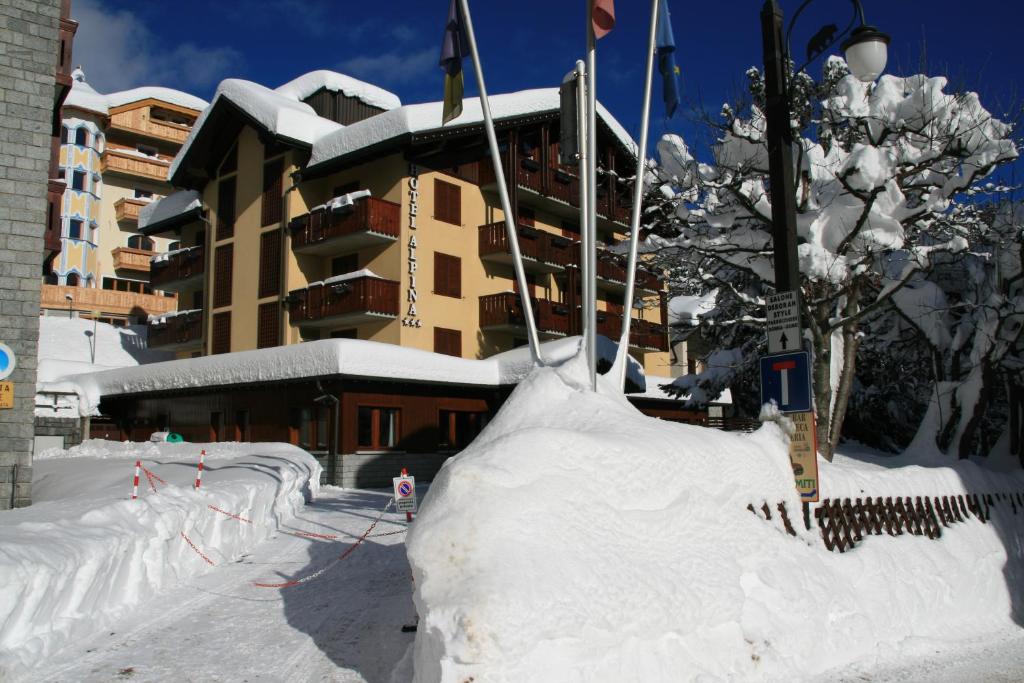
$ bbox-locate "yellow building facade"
[144,72,673,377]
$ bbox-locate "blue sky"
[73,0,1021,170]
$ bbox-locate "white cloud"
[337,47,437,86]
[72,0,241,93]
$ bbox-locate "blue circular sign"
[0,343,14,380]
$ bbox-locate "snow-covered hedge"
[0,442,320,678]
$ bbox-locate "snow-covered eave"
[169,95,315,190]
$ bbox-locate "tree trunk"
[829,321,860,456]
[810,303,834,461]
[958,360,995,459]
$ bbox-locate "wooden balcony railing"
[114,197,149,222]
[148,310,203,349]
[100,149,172,182]
[150,246,204,289]
[111,246,156,272]
[108,115,192,145]
[478,222,575,269]
[584,246,662,291]
[596,312,668,351]
[290,197,401,253]
[41,284,177,318]
[478,293,571,336]
[287,276,399,325]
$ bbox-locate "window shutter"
[261,158,284,226]
[212,311,231,355]
[434,179,461,225]
[433,327,461,357]
[213,244,233,308]
[216,178,236,240]
[258,230,281,298]
[257,301,279,349]
[434,252,461,298]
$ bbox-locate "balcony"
[479,293,570,337]
[586,246,662,293]
[290,197,400,255]
[114,197,149,222]
[287,275,399,328]
[148,310,203,351]
[596,311,668,351]
[150,246,204,290]
[41,284,177,318]
[111,246,156,273]
[107,114,192,145]
[478,222,575,273]
[100,148,172,182]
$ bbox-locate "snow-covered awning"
[139,190,203,235]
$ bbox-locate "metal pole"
[575,60,589,365]
[458,0,543,365]
[585,0,598,390]
[761,0,801,294]
[617,0,660,390]
[91,313,97,363]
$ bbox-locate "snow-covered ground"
[0,441,321,680]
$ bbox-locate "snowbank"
[36,317,173,387]
[407,355,1024,682]
[0,441,320,678]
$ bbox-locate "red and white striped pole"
[194,449,206,489]
[401,467,413,523]
[131,459,141,500]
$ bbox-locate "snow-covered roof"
[275,70,401,111]
[669,291,718,326]
[168,78,344,182]
[64,67,207,115]
[42,336,643,417]
[139,190,202,232]
[308,88,636,171]
[36,317,174,387]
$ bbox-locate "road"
[33,488,416,683]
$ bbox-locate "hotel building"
[41,68,206,325]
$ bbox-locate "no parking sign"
[393,474,417,513]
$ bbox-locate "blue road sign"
[760,351,812,413]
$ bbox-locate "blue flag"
[656,0,680,118]
[439,0,470,125]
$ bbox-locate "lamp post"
[760,0,890,296]
[64,293,73,319]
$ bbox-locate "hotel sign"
[402,166,422,328]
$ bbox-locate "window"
[434,252,461,298]
[213,244,233,308]
[261,158,284,226]
[194,230,205,248]
[62,125,71,143]
[210,412,223,442]
[433,327,461,357]
[44,271,57,285]
[518,206,535,226]
[212,311,231,354]
[68,219,83,239]
[134,188,153,199]
[216,177,236,240]
[74,127,87,146]
[136,144,158,157]
[168,240,181,252]
[439,410,488,450]
[127,235,154,251]
[71,171,86,191]
[357,406,400,450]
[65,272,79,286]
[687,357,697,375]
[192,289,204,310]
[234,410,250,442]
[560,220,580,238]
[258,230,281,298]
[257,301,278,349]
[434,178,461,225]
[331,253,358,276]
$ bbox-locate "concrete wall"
[33,416,83,450]
[0,0,60,508]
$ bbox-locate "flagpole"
[585,0,598,391]
[616,0,660,390]
[575,59,590,372]
[457,0,543,365]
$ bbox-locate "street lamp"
[64,293,73,319]
[760,0,890,294]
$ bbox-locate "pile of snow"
[668,291,718,327]
[275,69,401,110]
[310,188,372,214]
[41,336,643,418]
[139,190,202,231]
[309,89,636,170]
[0,440,320,678]
[64,67,207,115]
[36,317,173,386]
[407,355,1024,681]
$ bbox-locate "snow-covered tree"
[651,58,1018,460]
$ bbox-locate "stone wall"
[34,416,83,449]
[0,0,60,508]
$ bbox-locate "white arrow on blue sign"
[760,351,812,413]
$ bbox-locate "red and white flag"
[592,0,615,39]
